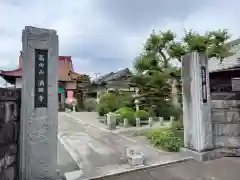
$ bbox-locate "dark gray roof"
[92,72,114,84]
[209,38,240,72]
[92,68,132,85]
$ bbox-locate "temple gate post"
[181,52,215,161]
[19,26,59,179]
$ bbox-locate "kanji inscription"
[34,49,48,108]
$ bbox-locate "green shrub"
[173,130,184,146]
[115,107,135,125]
[116,107,134,114]
[97,93,119,116]
[172,118,184,130]
[118,93,133,108]
[157,103,182,120]
[99,93,118,110]
[143,128,182,152]
[98,103,111,116]
[98,93,119,114]
[135,110,150,120]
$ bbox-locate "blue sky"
[0,0,240,84]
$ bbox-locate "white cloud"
[0,0,239,82]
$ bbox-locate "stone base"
[180,147,216,161]
[128,153,144,166]
[108,124,116,130]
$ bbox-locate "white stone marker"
[148,117,153,127]
[159,117,164,126]
[123,118,128,128]
[136,118,140,127]
[181,52,213,161]
[107,113,116,130]
[20,26,58,180]
[170,116,174,127]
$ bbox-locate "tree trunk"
[171,79,181,109]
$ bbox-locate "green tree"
[131,29,233,117]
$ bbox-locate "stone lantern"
[65,98,77,112]
[132,88,141,111]
[72,98,77,112]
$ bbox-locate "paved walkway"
[58,138,79,178]
[89,158,240,180]
[58,113,189,180]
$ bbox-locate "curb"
[84,157,193,180]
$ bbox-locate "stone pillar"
[170,116,174,127]
[96,91,101,104]
[123,118,128,128]
[106,113,116,130]
[61,91,65,108]
[181,52,213,161]
[136,118,140,127]
[148,117,153,127]
[159,117,164,126]
[20,26,58,179]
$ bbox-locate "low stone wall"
[212,100,240,156]
[0,145,18,180]
[0,88,21,180]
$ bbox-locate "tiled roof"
[92,72,115,84]
[208,54,240,72]
[92,68,132,85]
[0,55,87,81]
[209,38,240,72]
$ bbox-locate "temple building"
[0,52,90,108]
[90,68,134,102]
[209,38,240,98]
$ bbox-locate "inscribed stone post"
[181,52,213,161]
[19,26,58,179]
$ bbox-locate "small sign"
[201,66,207,103]
[35,49,48,108]
[232,78,240,92]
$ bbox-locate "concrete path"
[64,112,169,133]
[58,113,189,180]
[90,158,240,180]
[58,138,80,178]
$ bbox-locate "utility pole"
[93,72,100,79]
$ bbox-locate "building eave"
[0,68,22,77]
